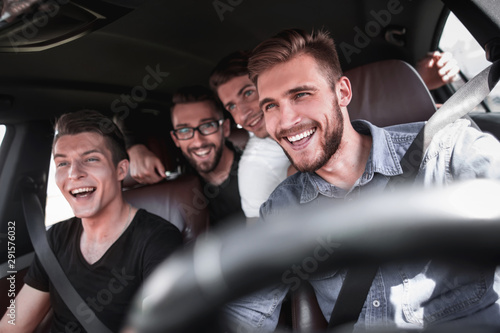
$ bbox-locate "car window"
[0,125,5,144]
[439,12,500,112]
[45,154,73,226]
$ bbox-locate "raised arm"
[127,144,167,184]
[416,51,460,91]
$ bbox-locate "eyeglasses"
[171,119,224,140]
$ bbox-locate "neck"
[81,199,134,242]
[200,145,234,185]
[316,127,372,190]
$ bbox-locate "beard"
[185,141,224,174]
[282,102,344,173]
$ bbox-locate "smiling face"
[53,132,128,219]
[170,100,230,174]
[258,53,347,173]
[217,75,268,138]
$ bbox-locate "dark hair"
[53,110,129,166]
[248,28,342,91]
[209,50,252,94]
[171,85,224,118]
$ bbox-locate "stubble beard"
[285,103,344,173]
[186,140,224,174]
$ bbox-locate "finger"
[438,59,459,77]
[436,51,453,68]
[144,173,163,184]
[154,161,167,179]
[446,66,460,81]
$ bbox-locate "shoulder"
[46,217,80,246]
[381,121,424,143]
[131,209,182,241]
[435,118,490,145]
[240,137,288,168]
[260,172,307,217]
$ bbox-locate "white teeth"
[287,128,316,143]
[71,187,95,195]
[193,148,210,156]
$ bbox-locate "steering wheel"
[126,180,500,333]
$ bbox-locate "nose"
[190,128,208,146]
[236,100,255,124]
[279,101,301,130]
[68,161,86,180]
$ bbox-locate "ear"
[170,131,181,148]
[222,118,231,138]
[336,76,352,107]
[116,159,129,181]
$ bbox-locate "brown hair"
[209,50,252,94]
[248,28,343,91]
[171,85,224,118]
[53,110,129,166]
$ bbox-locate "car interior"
[0,0,499,332]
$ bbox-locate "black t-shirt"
[200,145,246,229]
[25,209,183,333]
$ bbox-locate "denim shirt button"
[372,300,380,307]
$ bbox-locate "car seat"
[123,173,210,243]
[346,59,437,127]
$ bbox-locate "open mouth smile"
[286,128,316,144]
[70,187,96,198]
[190,146,214,159]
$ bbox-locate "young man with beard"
[0,110,182,333]
[168,85,245,227]
[209,51,294,221]
[208,50,456,221]
[224,29,500,332]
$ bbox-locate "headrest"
[345,59,437,127]
[122,173,209,243]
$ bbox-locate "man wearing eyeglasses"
[166,85,246,228]
[123,86,245,228]
[168,85,245,227]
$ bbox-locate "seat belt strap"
[327,264,378,330]
[328,60,500,331]
[22,189,113,333]
[388,60,500,188]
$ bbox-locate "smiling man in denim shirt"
[224,28,500,332]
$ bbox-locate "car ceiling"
[0,0,473,124]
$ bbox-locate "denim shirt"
[225,119,500,332]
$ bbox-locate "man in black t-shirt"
[0,110,182,333]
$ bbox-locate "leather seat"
[346,59,437,126]
[123,173,210,243]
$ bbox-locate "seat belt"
[327,60,500,331]
[388,60,500,188]
[22,186,113,333]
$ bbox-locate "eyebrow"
[259,85,318,110]
[53,149,103,159]
[223,84,254,109]
[175,117,218,128]
[238,84,253,96]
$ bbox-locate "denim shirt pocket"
[399,261,496,326]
